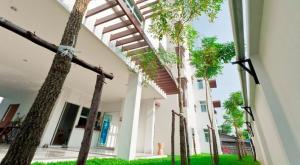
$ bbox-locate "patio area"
[0,145,166,163]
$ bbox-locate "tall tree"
[223,91,245,160]
[191,37,235,164]
[150,1,222,164]
[0,1,90,165]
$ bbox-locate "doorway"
[0,104,19,128]
[52,103,79,146]
[98,113,112,146]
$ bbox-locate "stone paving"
[0,145,166,163]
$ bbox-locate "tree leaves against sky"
[191,37,235,79]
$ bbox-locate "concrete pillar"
[117,73,142,160]
[142,99,156,154]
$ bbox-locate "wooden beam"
[158,85,177,90]
[135,0,149,5]
[94,11,125,26]
[139,1,158,10]
[116,35,143,46]
[86,1,118,18]
[156,72,171,76]
[156,77,175,82]
[103,20,132,34]
[117,0,177,91]
[122,41,147,51]
[127,47,150,56]
[116,0,154,49]
[145,13,153,20]
[142,8,153,15]
[0,17,114,80]
[110,28,138,41]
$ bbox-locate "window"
[77,107,102,130]
[200,101,207,112]
[197,80,204,89]
[204,129,210,142]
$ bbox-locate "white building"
[193,79,222,154]
[0,0,221,161]
[229,0,300,164]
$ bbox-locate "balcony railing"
[124,0,144,24]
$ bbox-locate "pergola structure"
[85,0,178,95]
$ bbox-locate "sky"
[192,0,242,125]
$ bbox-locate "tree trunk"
[192,131,197,155]
[204,78,219,165]
[171,110,175,165]
[234,127,242,160]
[176,44,187,165]
[183,118,191,165]
[211,129,219,164]
[0,1,90,165]
[207,125,213,165]
[77,74,104,165]
[241,141,247,157]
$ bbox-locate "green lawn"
[32,154,260,165]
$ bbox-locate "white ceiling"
[0,0,164,102]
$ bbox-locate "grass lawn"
[32,154,260,165]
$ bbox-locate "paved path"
[0,145,166,163]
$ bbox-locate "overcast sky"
[192,0,242,125]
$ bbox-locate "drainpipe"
[228,0,249,110]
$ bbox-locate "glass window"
[200,101,207,112]
[124,0,143,23]
[77,107,101,130]
[204,129,210,142]
[197,80,203,89]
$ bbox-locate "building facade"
[229,0,300,164]
[0,0,221,160]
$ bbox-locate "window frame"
[76,107,102,131]
[200,101,207,112]
[197,79,204,89]
[204,129,210,142]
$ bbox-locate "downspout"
[228,0,249,113]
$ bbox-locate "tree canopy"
[191,37,235,79]
[219,122,232,135]
[150,0,222,46]
[223,91,245,129]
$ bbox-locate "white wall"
[247,0,300,164]
[252,86,288,165]
[154,95,181,155]
[40,87,123,148]
[0,92,37,122]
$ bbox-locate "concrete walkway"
[0,145,166,163]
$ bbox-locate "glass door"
[98,113,112,146]
[52,103,79,145]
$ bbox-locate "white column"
[117,73,142,160]
[142,99,156,154]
